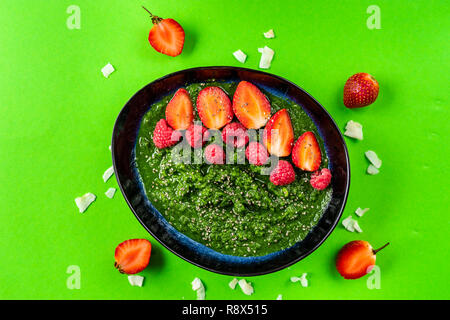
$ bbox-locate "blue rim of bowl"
[112,66,350,276]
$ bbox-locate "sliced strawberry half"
[165,88,194,130]
[232,81,271,129]
[263,109,294,157]
[291,131,322,171]
[114,239,152,275]
[196,86,233,129]
[148,18,185,57]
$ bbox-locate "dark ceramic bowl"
[112,66,350,276]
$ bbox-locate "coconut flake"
[101,63,115,78]
[128,275,144,287]
[191,277,206,300]
[276,294,283,300]
[344,120,363,140]
[355,207,370,217]
[103,166,114,182]
[238,279,254,295]
[367,164,380,175]
[233,50,247,63]
[365,150,382,168]
[263,29,275,38]
[75,193,96,213]
[105,187,116,199]
[353,221,363,233]
[291,273,308,287]
[229,278,238,289]
[258,46,274,69]
[342,216,355,232]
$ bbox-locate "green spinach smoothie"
[135,80,331,257]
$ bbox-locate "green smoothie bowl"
[112,66,350,276]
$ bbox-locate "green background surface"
[0,0,449,300]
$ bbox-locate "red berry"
[269,160,296,186]
[336,241,389,279]
[222,122,249,148]
[197,87,234,129]
[291,131,322,171]
[114,239,152,275]
[232,81,271,129]
[245,142,269,166]
[310,168,332,190]
[152,119,180,149]
[186,124,208,148]
[343,73,379,108]
[263,109,294,157]
[144,7,185,57]
[204,144,225,164]
[165,88,194,130]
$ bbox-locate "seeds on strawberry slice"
[165,88,194,130]
[143,7,185,57]
[291,131,322,171]
[232,81,271,129]
[269,160,295,186]
[263,109,294,157]
[114,239,152,275]
[196,87,233,129]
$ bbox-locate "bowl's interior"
[112,67,350,276]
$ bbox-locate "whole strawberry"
[153,119,180,149]
[269,160,296,186]
[343,73,379,108]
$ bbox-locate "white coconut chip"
[290,273,308,287]
[342,216,363,232]
[238,279,254,296]
[353,220,363,233]
[101,63,115,78]
[342,216,356,232]
[258,46,275,69]
[105,187,116,199]
[102,166,114,182]
[191,277,205,300]
[229,278,238,289]
[344,120,363,140]
[367,164,380,175]
[276,294,283,300]
[128,275,144,287]
[233,50,247,63]
[355,207,370,217]
[263,29,275,38]
[365,150,382,168]
[75,193,96,213]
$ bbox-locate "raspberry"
[152,119,180,149]
[221,122,249,148]
[245,142,269,166]
[269,160,296,186]
[310,168,332,190]
[204,144,225,164]
[186,124,208,148]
